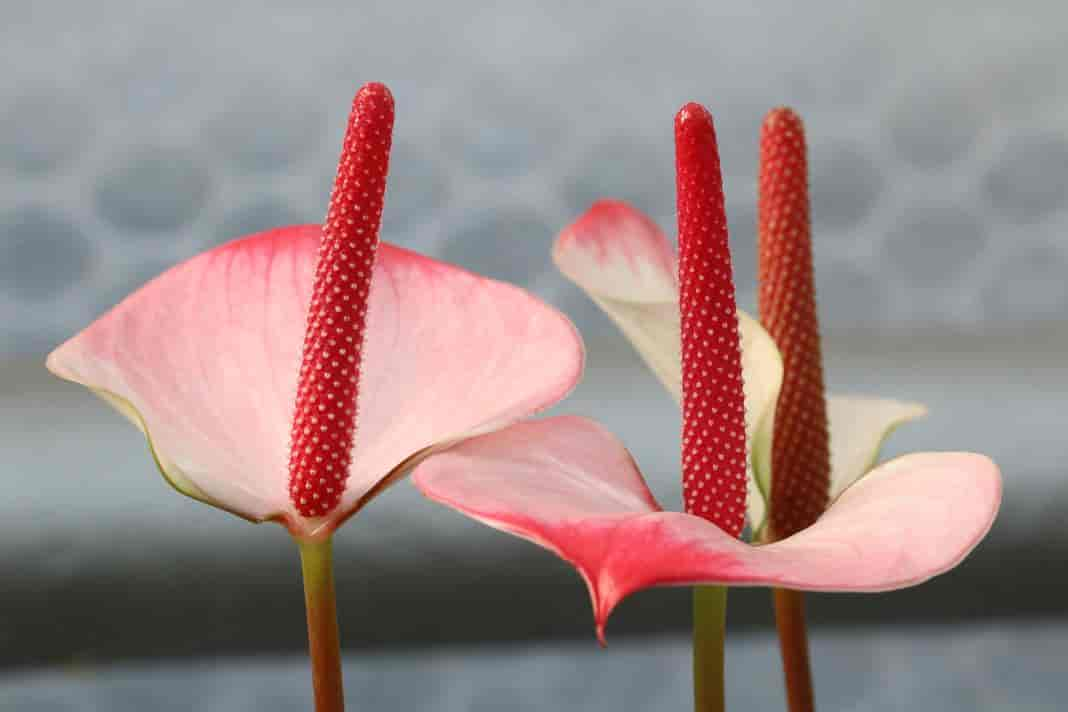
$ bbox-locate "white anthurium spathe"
[553,200,926,535]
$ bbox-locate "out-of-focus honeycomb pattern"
[3,624,1065,711]
[2,1,1066,357]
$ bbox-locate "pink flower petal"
[47,226,584,537]
[553,201,681,396]
[553,201,784,529]
[826,395,928,498]
[553,200,678,303]
[413,416,1001,641]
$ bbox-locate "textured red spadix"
[288,83,395,517]
[675,103,748,538]
[758,107,830,539]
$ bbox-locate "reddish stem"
[758,107,827,712]
[772,588,816,712]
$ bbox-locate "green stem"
[299,537,345,712]
[693,585,728,712]
[772,588,816,712]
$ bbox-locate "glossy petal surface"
[553,200,679,394]
[556,199,778,410]
[826,395,928,498]
[751,395,929,536]
[413,416,1000,639]
[47,226,583,537]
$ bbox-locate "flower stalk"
[693,585,728,712]
[43,77,586,712]
[676,102,747,711]
[299,537,345,712]
[758,107,827,712]
[772,588,816,712]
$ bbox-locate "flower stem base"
[773,587,816,712]
[299,537,345,712]
[693,585,728,712]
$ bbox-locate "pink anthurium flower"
[46,83,583,712]
[411,103,1001,709]
[552,196,925,542]
[46,85,582,539]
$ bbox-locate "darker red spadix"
[758,107,831,540]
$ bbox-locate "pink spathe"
[47,226,583,539]
[413,416,1001,642]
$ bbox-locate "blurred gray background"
[1,1,1066,710]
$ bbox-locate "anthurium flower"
[411,103,1002,643]
[46,86,582,540]
[552,201,925,540]
[46,83,583,712]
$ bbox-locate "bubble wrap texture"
[2,1,1067,356]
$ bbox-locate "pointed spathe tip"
[593,598,614,648]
